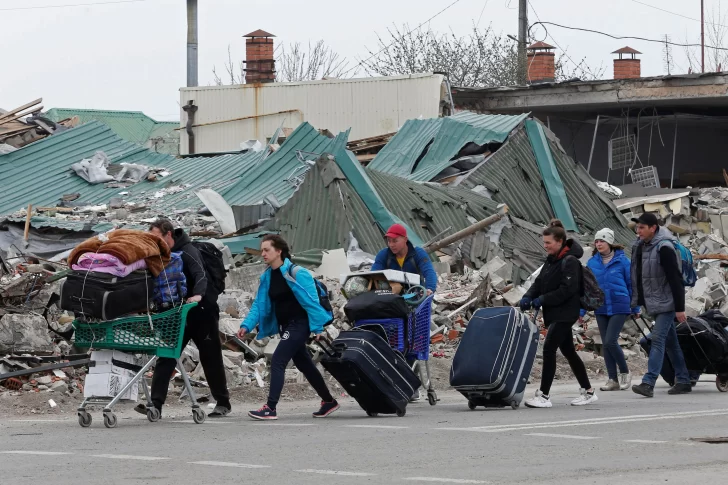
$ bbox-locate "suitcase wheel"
[427,390,437,406]
[510,401,520,410]
[716,376,728,392]
[467,400,477,411]
[366,411,379,417]
[396,409,406,417]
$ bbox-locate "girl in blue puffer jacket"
[583,228,640,392]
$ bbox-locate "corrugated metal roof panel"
[369,111,528,181]
[222,123,346,207]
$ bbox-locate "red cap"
[385,223,407,238]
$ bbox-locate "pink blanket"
[72,253,147,277]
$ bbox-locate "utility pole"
[186,0,198,87]
[701,0,705,73]
[518,0,528,84]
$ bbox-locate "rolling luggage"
[60,270,154,320]
[318,326,421,417]
[450,307,539,410]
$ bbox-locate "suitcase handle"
[631,316,654,341]
[71,296,95,304]
[314,337,339,358]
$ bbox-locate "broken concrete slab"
[502,286,526,307]
[264,337,280,362]
[0,314,53,354]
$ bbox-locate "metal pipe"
[424,205,508,253]
[175,109,304,130]
[587,115,600,174]
[182,100,198,155]
[186,0,198,87]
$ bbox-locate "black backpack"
[289,264,334,324]
[562,256,605,311]
[191,241,227,296]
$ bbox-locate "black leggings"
[540,321,592,396]
[267,317,334,410]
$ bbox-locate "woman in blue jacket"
[584,228,639,391]
[237,235,339,420]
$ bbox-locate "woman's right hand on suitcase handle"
[237,327,247,339]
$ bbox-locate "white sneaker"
[618,373,632,390]
[409,389,422,402]
[524,390,552,408]
[571,388,598,406]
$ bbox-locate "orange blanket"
[69,229,171,277]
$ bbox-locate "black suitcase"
[318,326,421,417]
[450,307,539,410]
[60,270,153,320]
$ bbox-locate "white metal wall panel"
[179,74,444,154]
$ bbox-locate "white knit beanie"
[594,228,615,245]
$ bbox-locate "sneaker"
[571,389,598,406]
[618,373,632,390]
[524,390,552,408]
[312,400,340,418]
[668,383,693,395]
[409,389,423,403]
[134,403,161,417]
[600,379,620,391]
[632,383,654,397]
[248,404,277,421]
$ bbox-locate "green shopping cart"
[73,303,205,428]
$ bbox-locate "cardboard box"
[89,350,138,376]
[83,372,139,401]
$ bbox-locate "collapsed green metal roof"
[368,111,529,182]
[456,120,634,245]
[46,108,179,154]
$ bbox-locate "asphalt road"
[2,377,728,485]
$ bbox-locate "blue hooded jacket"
[240,259,331,339]
[583,249,640,316]
[371,241,437,292]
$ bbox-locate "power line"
[0,0,144,11]
[476,0,491,29]
[530,21,728,52]
[528,2,601,79]
[632,0,728,29]
[346,0,464,75]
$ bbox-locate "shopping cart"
[72,303,204,428]
[353,295,438,405]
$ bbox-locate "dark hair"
[592,243,626,256]
[149,218,175,237]
[261,234,292,262]
[542,219,567,242]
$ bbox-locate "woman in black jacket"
[520,220,598,408]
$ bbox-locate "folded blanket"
[69,229,171,276]
[72,253,148,278]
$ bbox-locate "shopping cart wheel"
[427,391,437,406]
[467,400,477,411]
[396,409,406,417]
[192,408,206,424]
[716,376,728,392]
[78,411,92,428]
[103,412,118,429]
[147,407,161,423]
[366,411,378,417]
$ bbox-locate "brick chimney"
[613,46,641,79]
[527,41,556,84]
[244,29,276,83]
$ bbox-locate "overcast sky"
[1,0,722,121]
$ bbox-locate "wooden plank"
[0,106,44,127]
[0,98,42,123]
[23,205,32,241]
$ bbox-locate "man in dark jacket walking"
[520,220,597,408]
[142,219,231,417]
[371,224,437,294]
[630,213,692,397]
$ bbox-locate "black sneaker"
[248,404,277,421]
[668,383,693,395]
[134,403,161,417]
[632,383,654,397]
[312,400,340,418]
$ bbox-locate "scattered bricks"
[2,378,22,391]
[447,329,460,341]
[431,334,445,344]
[707,284,727,305]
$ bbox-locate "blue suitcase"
[450,307,539,410]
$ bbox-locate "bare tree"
[554,51,605,82]
[212,45,245,85]
[684,6,728,73]
[277,40,350,82]
[360,25,520,88]
[212,40,349,85]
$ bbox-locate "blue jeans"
[642,312,690,387]
[596,314,629,380]
[639,336,702,384]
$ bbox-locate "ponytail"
[261,234,292,262]
[542,219,567,242]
